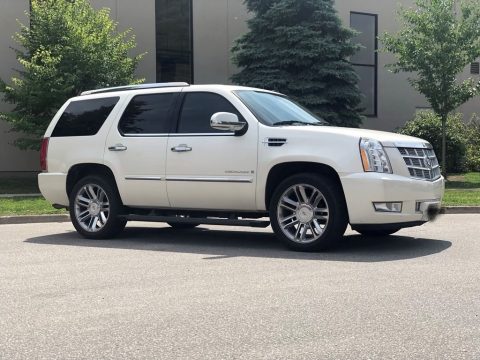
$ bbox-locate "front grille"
[398,147,441,181]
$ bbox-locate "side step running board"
[123,214,271,228]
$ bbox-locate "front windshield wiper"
[272,120,323,127]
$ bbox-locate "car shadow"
[24,225,452,263]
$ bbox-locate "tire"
[269,173,348,251]
[167,222,199,229]
[355,228,400,237]
[69,175,127,239]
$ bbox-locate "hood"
[277,125,430,148]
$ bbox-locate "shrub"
[0,0,144,150]
[465,116,480,172]
[398,112,467,173]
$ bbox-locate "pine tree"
[0,0,144,150]
[232,0,363,127]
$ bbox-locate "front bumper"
[340,172,444,225]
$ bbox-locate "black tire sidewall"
[69,175,126,239]
[269,173,348,251]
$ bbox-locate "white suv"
[39,83,444,251]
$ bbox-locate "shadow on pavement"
[24,225,452,263]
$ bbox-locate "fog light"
[373,202,402,213]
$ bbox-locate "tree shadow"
[25,225,452,263]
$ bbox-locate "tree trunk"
[441,114,447,179]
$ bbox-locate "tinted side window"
[177,93,244,134]
[119,93,176,135]
[52,97,119,137]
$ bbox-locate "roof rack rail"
[81,82,190,96]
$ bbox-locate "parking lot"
[1,215,479,359]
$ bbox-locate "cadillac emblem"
[424,155,432,170]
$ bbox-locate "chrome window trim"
[170,133,235,137]
[122,133,169,137]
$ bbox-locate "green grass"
[443,172,480,206]
[0,197,66,216]
[0,177,40,194]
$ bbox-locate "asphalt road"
[0,215,479,360]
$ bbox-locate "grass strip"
[0,197,66,216]
[444,172,480,206]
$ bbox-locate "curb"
[0,214,70,225]
[442,206,480,214]
[0,193,42,198]
[0,207,479,225]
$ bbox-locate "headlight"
[359,138,392,173]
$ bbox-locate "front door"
[166,91,258,210]
[104,92,178,207]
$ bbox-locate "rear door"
[104,92,179,207]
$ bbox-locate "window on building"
[52,97,119,137]
[155,0,193,83]
[118,93,176,135]
[350,12,378,117]
[471,62,480,75]
[177,93,244,134]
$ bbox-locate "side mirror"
[210,112,247,134]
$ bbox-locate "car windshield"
[233,90,329,127]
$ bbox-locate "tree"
[231,0,363,127]
[381,0,480,176]
[0,0,144,150]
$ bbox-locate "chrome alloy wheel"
[74,184,110,233]
[276,184,330,244]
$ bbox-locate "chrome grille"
[398,147,441,181]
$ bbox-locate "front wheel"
[69,176,127,239]
[270,174,348,251]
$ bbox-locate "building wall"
[0,0,39,174]
[192,0,250,84]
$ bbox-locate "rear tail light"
[40,137,49,172]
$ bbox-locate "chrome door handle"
[108,144,128,152]
[171,144,192,152]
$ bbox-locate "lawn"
[0,197,66,216]
[444,172,480,206]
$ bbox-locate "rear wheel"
[269,174,348,251]
[69,175,127,239]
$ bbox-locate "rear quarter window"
[52,97,119,137]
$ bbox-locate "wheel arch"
[66,163,120,201]
[264,162,348,219]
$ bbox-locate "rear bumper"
[341,172,444,225]
[38,173,69,207]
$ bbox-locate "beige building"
[1,0,479,175]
